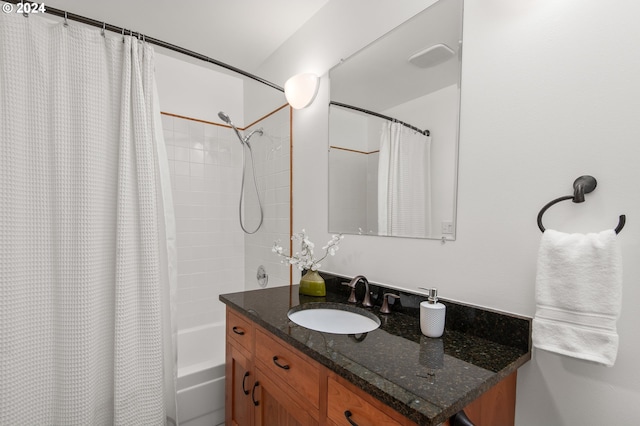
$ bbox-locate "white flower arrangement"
[272,229,344,271]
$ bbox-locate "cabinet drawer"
[227,309,254,354]
[255,328,320,411]
[327,376,410,426]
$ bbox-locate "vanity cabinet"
[225,306,517,426]
[226,308,320,426]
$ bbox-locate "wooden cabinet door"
[226,342,254,426]
[253,366,318,426]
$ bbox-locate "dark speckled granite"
[219,272,531,426]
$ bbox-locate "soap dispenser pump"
[420,288,446,338]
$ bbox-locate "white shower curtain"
[378,121,432,237]
[0,12,177,425]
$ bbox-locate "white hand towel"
[532,229,622,367]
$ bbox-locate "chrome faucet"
[345,275,373,307]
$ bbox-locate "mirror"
[328,0,463,240]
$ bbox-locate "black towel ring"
[537,175,626,234]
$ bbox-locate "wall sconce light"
[284,73,320,109]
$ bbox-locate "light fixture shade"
[284,73,319,109]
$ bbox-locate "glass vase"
[299,270,326,297]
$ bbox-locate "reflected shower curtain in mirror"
[0,12,177,425]
[378,122,432,237]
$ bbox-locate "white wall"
[155,51,244,125]
[259,0,640,424]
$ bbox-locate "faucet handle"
[380,293,400,314]
[342,281,357,303]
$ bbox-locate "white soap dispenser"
[420,288,446,338]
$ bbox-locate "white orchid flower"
[272,229,344,272]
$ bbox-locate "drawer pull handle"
[449,409,476,426]
[232,326,245,335]
[251,381,260,406]
[344,410,359,426]
[272,356,290,370]
[242,371,250,395]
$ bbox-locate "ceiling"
[43,0,330,74]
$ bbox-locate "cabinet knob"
[232,326,245,335]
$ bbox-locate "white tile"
[275,171,289,188]
[173,131,191,148]
[177,314,198,331]
[190,163,204,178]
[189,120,205,142]
[190,177,206,192]
[177,274,193,288]
[174,161,190,176]
[172,191,192,206]
[174,204,194,219]
[190,148,204,164]
[204,123,218,138]
[174,146,190,162]
[177,287,194,304]
[276,203,289,219]
[165,145,175,160]
[204,150,219,165]
[173,175,190,191]
[161,114,173,131]
[174,117,190,134]
[278,187,290,204]
[190,273,209,288]
[203,164,217,180]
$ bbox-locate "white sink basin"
[287,303,380,334]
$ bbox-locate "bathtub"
[177,322,226,426]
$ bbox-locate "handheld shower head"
[218,111,244,144]
[218,115,265,234]
[218,111,232,124]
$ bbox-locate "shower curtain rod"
[3,0,285,93]
[330,101,430,136]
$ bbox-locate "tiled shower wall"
[243,108,291,291]
[161,108,291,331]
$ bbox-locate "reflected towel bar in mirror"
[536,175,626,234]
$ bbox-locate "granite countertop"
[220,273,531,426]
